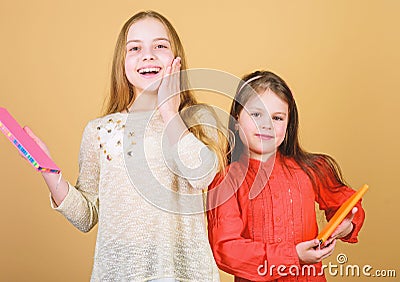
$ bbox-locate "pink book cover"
[0,107,60,173]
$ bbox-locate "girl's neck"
[245,150,277,163]
[128,91,158,112]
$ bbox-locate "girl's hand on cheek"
[158,57,181,122]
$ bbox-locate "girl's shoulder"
[181,103,218,124]
[92,112,126,123]
[279,154,302,169]
[85,112,126,127]
[212,160,249,184]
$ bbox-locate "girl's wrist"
[41,171,64,190]
[41,171,58,179]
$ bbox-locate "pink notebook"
[0,107,60,173]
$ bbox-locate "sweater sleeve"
[314,161,365,243]
[50,120,100,233]
[172,106,219,190]
[207,169,300,281]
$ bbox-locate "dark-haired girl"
[207,70,365,281]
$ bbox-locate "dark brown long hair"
[228,70,346,192]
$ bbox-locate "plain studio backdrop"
[0,1,398,281]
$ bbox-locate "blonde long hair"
[103,11,227,173]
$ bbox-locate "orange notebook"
[317,184,369,244]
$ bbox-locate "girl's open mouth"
[137,66,161,78]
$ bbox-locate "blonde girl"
[26,11,225,282]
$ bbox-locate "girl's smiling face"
[125,17,175,95]
[236,89,289,161]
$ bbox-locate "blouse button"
[277,237,282,243]
[276,217,281,223]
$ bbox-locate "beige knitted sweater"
[52,109,220,281]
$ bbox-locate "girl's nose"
[261,123,272,130]
[259,118,272,130]
[142,47,155,61]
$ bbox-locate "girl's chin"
[135,83,162,94]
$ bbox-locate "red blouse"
[207,153,365,282]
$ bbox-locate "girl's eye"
[250,112,261,118]
[272,116,284,121]
[128,46,140,52]
[155,44,168,49]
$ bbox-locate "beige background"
[0,1,399,281]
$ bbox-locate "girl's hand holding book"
[296,238,336,264]
[23,126,52,159]
[23,125,67,205]
[328,207,357,241]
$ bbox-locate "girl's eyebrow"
[126,37,170,45]
[245,106,266,111]
[272,112,287,116]
[153,37,170,42]
[246,106,287,116]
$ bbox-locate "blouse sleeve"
[172,106,219,190]
[207,168,300,281]
[50,120,100,233]
[314,160,365,243]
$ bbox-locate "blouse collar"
[238,151,282,170]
